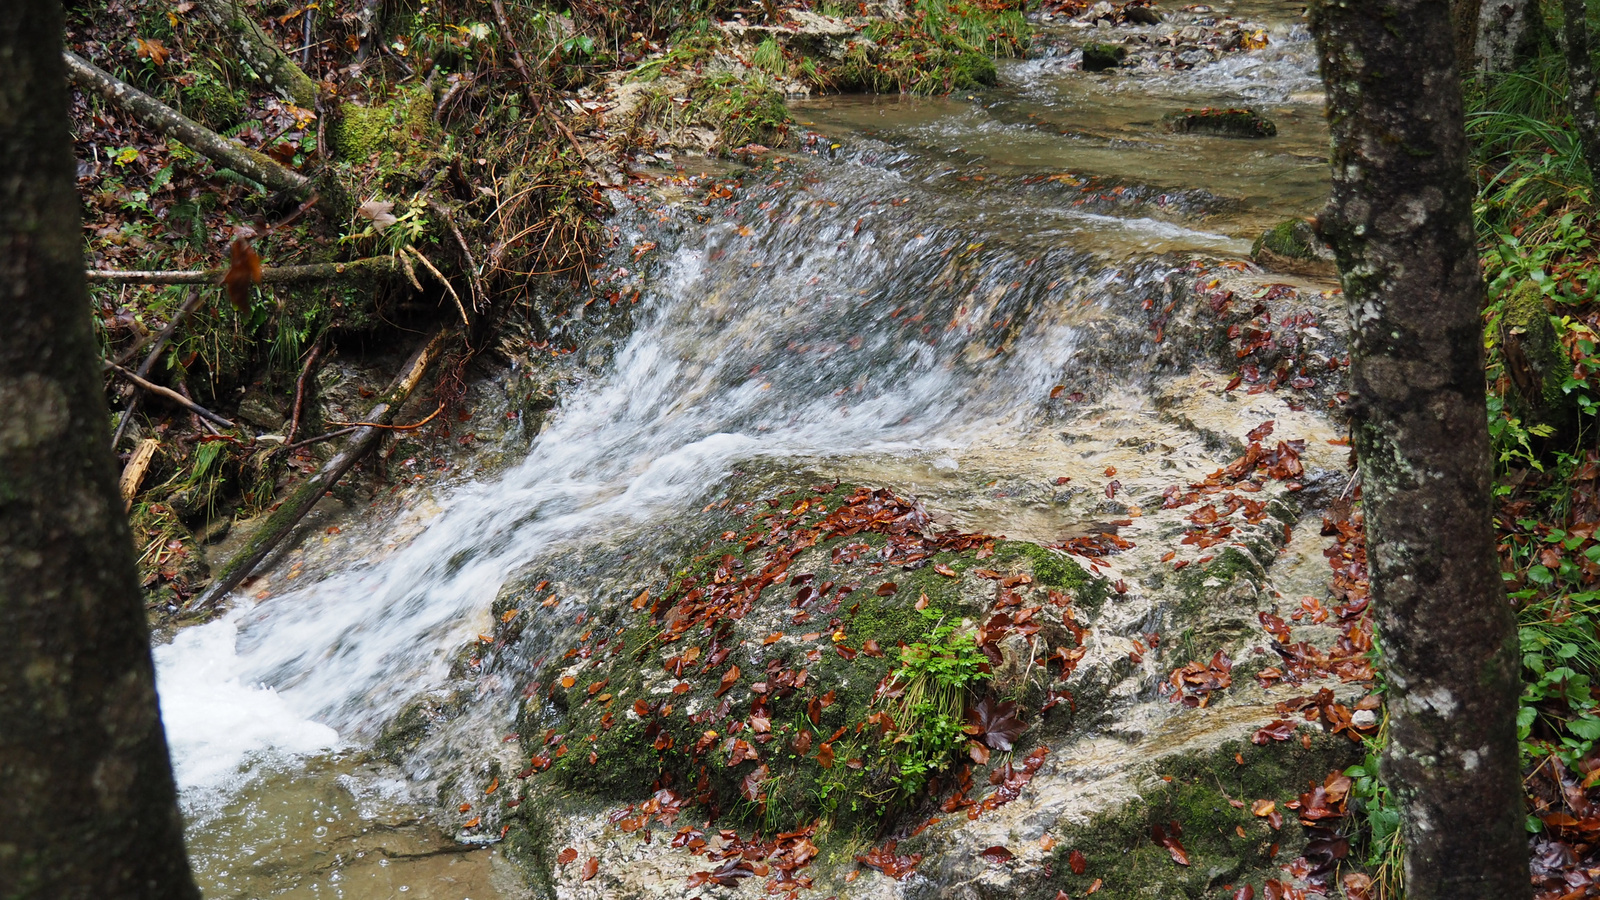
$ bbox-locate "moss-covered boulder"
[1251,218,1338,278]
[1081,42,1128,71]
[1162,107,1277,138]
[332,86,438,163]
[502,484,1105,841]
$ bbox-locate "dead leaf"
[357,198,398,232]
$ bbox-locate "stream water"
[156,4,1331,896]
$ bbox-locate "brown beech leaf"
[716,665,741,697]
[817,742,836,768]
[1251,799,1275,817]
[980,845,1014,864]
[1069,848,1087,875]
[223,237,262,313]
[557,847,577,865]
[740,763,769,803]
[582,856,599,881]
[876,581,898,596]
[934,563,959,577]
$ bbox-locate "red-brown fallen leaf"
[1051,384,1066,399]
[632,588,650,610]
[1151,823,1189,866]
[557,847,577,865]
[463,816,481,828]
[856,839,922,880]
[1234,886,1255,900]
[876,582,898,596]
[582,856,599,881]
[934,563,959,577]
[1251,799,1275,817]
[633,699,652,717]
[968,741,991,765]
[1252,720,1296,744]
[1056,891,1072,900]
[559,675,576,689]
[716,665,741,697]
[1266,809,1283,830]
[740,763,769,803]
[1069,849,1088,874]
[672,682,691,694]
[817,743,836,768]
[1086,878,1103,894]
[727,739,757,766]
[980,845,1015,864]
[586,679,608,696]
[458,802,472,813]
[224,237,262,312]
[763,632,784,645]
[862,639,884,657]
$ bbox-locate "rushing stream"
[156,4,1333,896]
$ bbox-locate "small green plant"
[1346,719,1404,900]
[880,605,988,791]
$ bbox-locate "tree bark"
[192,0,319,108]
[1562,0,1600,184]
[0,3,200,898]
[1454,0,1483,73]
[1478,0,1546,72]
[1309,0,1529,898]
[189,326,451,611]
[87,256,402,285]
[63,50,315,202]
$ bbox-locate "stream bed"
[154,3,1356,897]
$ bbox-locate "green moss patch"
[1041,735,1363,899]
[1163,108,1277,139]
[1081,42,1127,72]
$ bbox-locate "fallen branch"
[106,363,236,429]
[63,50,316,203]
[110,287,206,448]
[86,257,402,285]
[189,327,452,610]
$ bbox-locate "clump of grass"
[828,0,1029,94]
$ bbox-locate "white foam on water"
[154,614,341,818]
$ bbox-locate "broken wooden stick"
[106,363,236,429]
[87,256,402,285]
[63,50,317,203]
[284,336,328,445]
[118,438,161,511]
[189,327,452,610]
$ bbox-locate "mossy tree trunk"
[1310,0,1529,898]
[0,3,200,898]
[193,0,319,108]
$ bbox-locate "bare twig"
[109,287,207,448]
[428,200,489,311]
[285,336,328,445]
[406,246,470,325]
[488,0,590,164]
[328,402,445,430]
[106,363,236,429]
[86,257,403,285]
[285,425,360,451]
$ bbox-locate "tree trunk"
[1478,0,1546,72]
[63,50,315,202]
[192,0,319,108]
[1309,0,1529,898]
[1562,0,1600,184]
[0,3,200,898]
[1454,0,1483,72]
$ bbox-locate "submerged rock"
[1162,107,1278,138]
